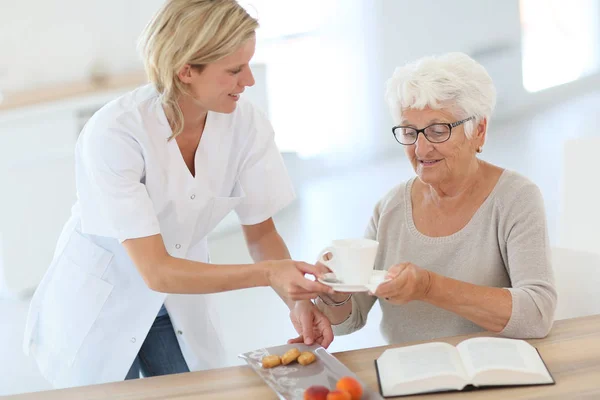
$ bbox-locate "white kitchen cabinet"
[0,96,113,296]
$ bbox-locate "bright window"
[241,1,345,156]
[520,0,600,92]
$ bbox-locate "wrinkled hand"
[374,262,432,305]
[266,260,334,301]
[287,300,334,348]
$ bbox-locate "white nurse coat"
[22,84,295,388]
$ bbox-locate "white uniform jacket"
[23,85,295,388]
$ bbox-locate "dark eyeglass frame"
[392,116,476,145]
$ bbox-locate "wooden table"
[8,314,600,400]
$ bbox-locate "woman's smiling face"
[401,107,484,186]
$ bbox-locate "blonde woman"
[23,0,333,388]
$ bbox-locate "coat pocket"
[205,180,246,234]
[37,234,114,366]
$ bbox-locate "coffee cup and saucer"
[316,238,390,293]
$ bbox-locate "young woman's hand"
[264,260,334,301]
[287,300,334,348]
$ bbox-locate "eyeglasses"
[392,116,475,145]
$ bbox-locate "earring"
[476,146,483,153]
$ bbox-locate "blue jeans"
[125,313,190,379]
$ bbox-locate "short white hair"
[385,52,497,138]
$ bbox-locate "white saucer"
[318,270,390,293]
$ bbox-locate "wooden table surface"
[7,314,600,400]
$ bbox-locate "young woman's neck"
[177,94,208,136]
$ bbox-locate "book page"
[377,342,469,396]
[457,337,553,386]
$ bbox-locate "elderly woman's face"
[401,107,482,186]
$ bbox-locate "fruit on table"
[304,385,330,400]
[335,376,363,400]
[304,376,364,400]
[326,389,352,400]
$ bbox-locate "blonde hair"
[385,52,496,138]
[138,0,258,139]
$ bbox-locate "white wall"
[3,0,600,166]
[252,0,525,165]
[359,0,600,160]
[367,0,523,158]
[272,0,538,165]
[0,0,163,92]
[0,0,522,162]
[559,136,600,254]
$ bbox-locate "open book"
[374,337,554,397]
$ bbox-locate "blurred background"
[1,0,600,396]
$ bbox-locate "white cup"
[317,238,379,285]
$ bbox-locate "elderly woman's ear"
[473,117,488,154]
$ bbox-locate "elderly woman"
[315,52,556,343]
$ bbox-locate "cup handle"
[317,246,338,276]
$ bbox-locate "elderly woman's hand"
[373,263,433,305]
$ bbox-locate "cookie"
[261,354,282,368]
[281,347,301,365]
[298,351,316,366]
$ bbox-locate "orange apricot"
[336,376,363,400]
[326,389,352,400]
